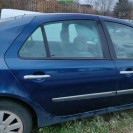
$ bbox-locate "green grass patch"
[38,110,133,133]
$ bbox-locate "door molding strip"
[52,88,133,102]
[117,89,133,95]
[52,91,116,102]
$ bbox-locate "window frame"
[18,19,110,60]
[42,19,110,60]
[103,20,133,60]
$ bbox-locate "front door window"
[105,22,133,59]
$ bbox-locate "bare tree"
[93,0,114,16]
[113,0,132,19]
[131,2,133,19]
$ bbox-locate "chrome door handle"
[120,71,133,74]
[24,75,50,80]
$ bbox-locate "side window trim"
[95,20,111,59]
[100,20,117,59]
[42,19,110,60]
[19,20,111,60]
[41,26,51,57]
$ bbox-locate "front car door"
[5,15,118,116]
[103,18,133,106]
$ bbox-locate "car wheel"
[0,100,33,133]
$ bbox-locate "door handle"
[24,75,50,80]
[120,71,133,74]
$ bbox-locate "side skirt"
[40,103,133,127]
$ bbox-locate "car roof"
[32,13,132,27]
[0,13,131,26]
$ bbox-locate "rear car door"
[5,16,118,116]
[104,20,133,106]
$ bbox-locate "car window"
[19,27,47,58]
[69,24,77,43]
[44,20,104,58]
[45,23,62,42]
[105,22,133,59]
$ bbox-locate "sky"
[79,0,94,4]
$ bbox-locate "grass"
[38,109,133,133]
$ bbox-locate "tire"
[0,100,33,133]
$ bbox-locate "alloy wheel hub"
[0,111,23,133]
[0,125,5,133]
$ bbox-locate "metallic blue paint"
[0,15,35,57]
[0,14,132,127]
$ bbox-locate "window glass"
[106,22,133,59]
[69,24,77,43]
[45,23,62,42]
[19,27,46,58]
[44,20,104,58]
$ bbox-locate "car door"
[5,18,118,116]
[104,20,133,106]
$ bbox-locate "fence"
[0,0,93,14]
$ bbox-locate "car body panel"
[99,17,133,109]
[0,15,35,57]
[113,60,133,106]
[4,14,119,125]
[0,57,50,126]
[0,14,133,127]
[5,58,119,116]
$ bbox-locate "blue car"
[0,13,133,133]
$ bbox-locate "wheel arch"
[0,94,39,127]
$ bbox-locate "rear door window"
[44,20,104,58]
